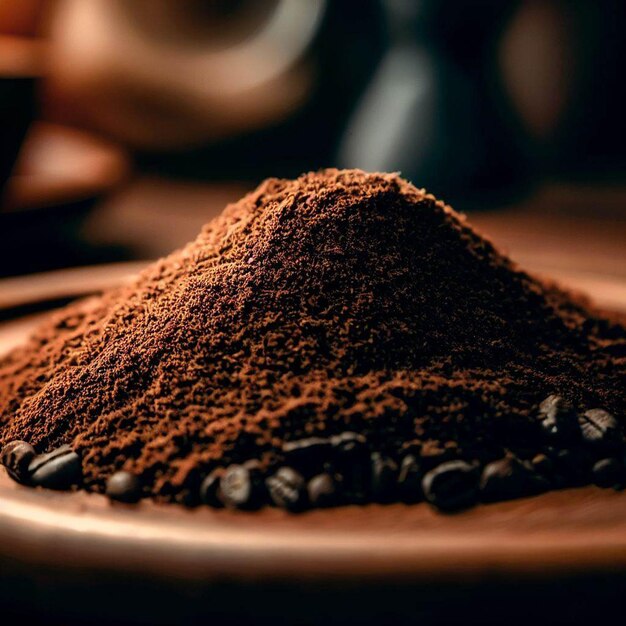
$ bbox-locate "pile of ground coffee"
[0,169,624,508]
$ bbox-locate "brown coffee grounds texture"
[0,169,624,504]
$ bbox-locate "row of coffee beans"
[538,395,620,445]
[204,396,623,511]
[0,440,142,503]
[200,451,618,509]
[0,396,623,511]
[0,441,82,489]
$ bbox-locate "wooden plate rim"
[0,267,625,583]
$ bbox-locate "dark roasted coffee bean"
[199,468,224,507]
[422,460,478,512]
[397,454,422,502]
[282,437,332,476]
[330,431,367,451]
[242,458,263,472]
[538,395,577,439]
[219,463,265,510]
[479,457,544,502]
[266,466,307,511]
[531,453,552,475]
[592,458,623,488]
[578,409,619,446]
[551,473,568,489]
[307,473,337,507]
[28,444,82,490]
[331,432,370,503]
[370,452,398,502]
[551,447,592,486]
[335,467,370,504]
[0,440,36,484]
[480,458,520,501]
[283,437,332,456]
[105,471,142,503]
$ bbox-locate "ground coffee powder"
[0,169,624,506]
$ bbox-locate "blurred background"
[0,0,625,301]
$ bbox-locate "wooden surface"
[1,469,626,583]
[0,271,625,625]
[0,261,144,312]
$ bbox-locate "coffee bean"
[0,440,36,484]
[105,471,142,503]
[479,457,544,502]
[307,473,337,507]
[592,458,623,488]
[330,431,367,451]
[578,409,619,446]
[28,444,82,490]
[397,454,422,502]
[531,453,552,475]
[538,395,577,439]
[283,437,332,456]
[422,460,478,512]
[480,458,520,501]
[199,468,224,507]
[370,452,398,502]
[242,458,263,471]
[282,437,332,476]
[219,463,265,510]
[335,468,370,504]
[330,432,370,503]
[551,447,593,486]
[266,466,307,511]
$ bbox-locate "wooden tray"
[0,266,625,625]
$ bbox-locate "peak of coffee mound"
[0,169,624,505]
